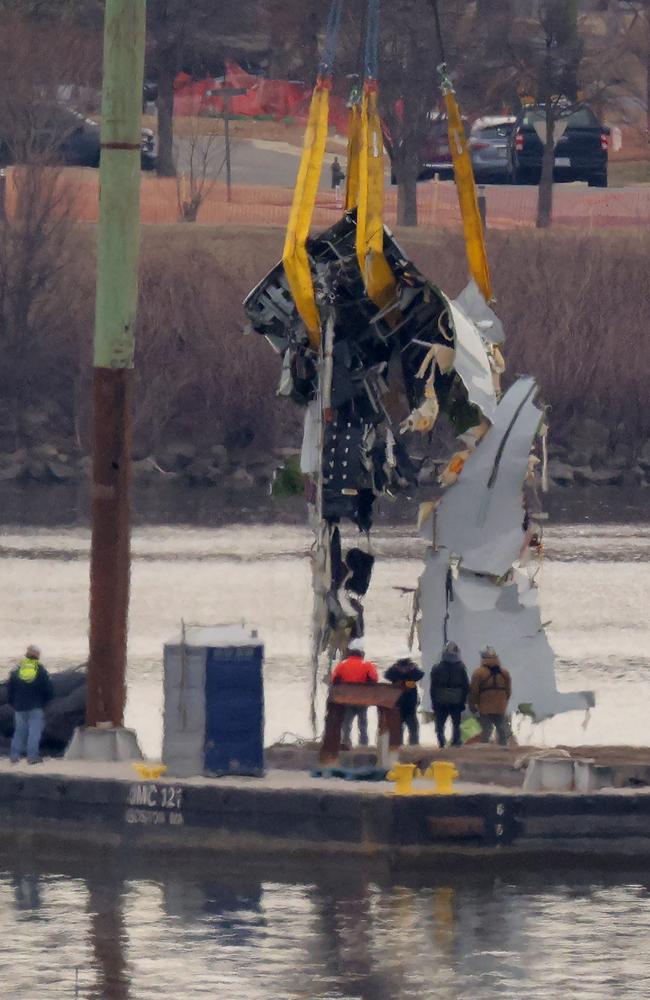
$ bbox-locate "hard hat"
[26,644,40,659]
[349,638,365,653]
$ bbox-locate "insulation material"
[436,377,541,577]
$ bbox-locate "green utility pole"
[87,0,146,727]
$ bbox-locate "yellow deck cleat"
[387,762,419,795]
[132,763,167,781]
[424,761,459,795]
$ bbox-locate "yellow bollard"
[132,763,167,781]
[387,762,418,795]
[425,761,459,795]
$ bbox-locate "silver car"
[470,116,516,182]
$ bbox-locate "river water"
[2,519,650,998]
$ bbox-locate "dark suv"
[507,104,609,187]
[0,104,156,171]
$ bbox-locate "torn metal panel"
[453,278,505,346]
[418,552,593,721]
[417,549,451,714]
[436,377,542,577]
[447,569,594,721]
[446,296,497,423]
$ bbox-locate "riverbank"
[0,477,647,528]
[3,224,650,485]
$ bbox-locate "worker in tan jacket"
[469,648,512,746]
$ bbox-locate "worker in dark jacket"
[384,656,424,746]
[8,645,54,764]
[430,641,470,748]
[330,156,345,190]
[469,647,512,746]
[332,638,378,748]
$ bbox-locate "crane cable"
[282,0,343,350]
[344,1,366,211]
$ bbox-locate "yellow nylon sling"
[282,83,330,350]
[345,102,361,210]
[444,86,493,303]
[355,86,396,310]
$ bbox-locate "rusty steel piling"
[87,0,146,727]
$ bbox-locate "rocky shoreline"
[2,411,649,496]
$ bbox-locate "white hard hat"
[349,638,365,653]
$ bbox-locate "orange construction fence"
[5,166,650,230]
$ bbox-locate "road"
[174,135,640,197]
[174,136,337,190]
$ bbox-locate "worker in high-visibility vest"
[8,645,54,764]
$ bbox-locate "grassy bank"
[3,222,649,463]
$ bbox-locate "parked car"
[417,112,456,180]
[469,115,516,182]
[506,104,609,187]
[0,104,156,171]
[388,111,463,184]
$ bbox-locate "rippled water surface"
[2,521,650,997]
[2,854,650,999]
[1,522,649,751]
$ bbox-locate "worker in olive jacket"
[469,647,512,746]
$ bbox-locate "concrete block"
[65,726,143,762]
[523,757,574,792]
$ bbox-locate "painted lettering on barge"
[125,784,184,827]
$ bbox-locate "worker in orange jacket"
[332,637,378,748]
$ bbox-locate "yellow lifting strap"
[444,86,493,304]
[355,86,396,310]
[282,82,330,350]
[345,102,361,210]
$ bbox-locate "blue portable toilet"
[162,625,264,778]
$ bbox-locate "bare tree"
[378,0,466,227]
[615,0,650,137]
[173,118,229,222]
[147,0,263,178]
[380,4,436,227]
[0,15,95,445]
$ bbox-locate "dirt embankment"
[1,223,649,502]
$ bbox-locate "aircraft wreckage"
[244,0,593,731]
